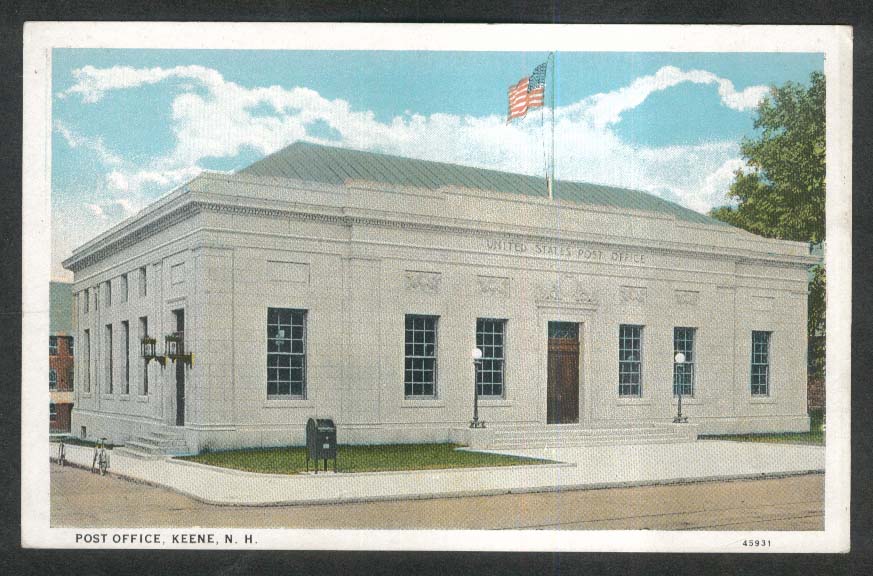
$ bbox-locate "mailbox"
[305,417,337,473]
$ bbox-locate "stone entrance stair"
[454,422,697,451]
[114,429,190,459]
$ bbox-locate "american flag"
[507,61,548,122]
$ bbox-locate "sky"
[50,49,823,280]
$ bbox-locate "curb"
[52,458,824,509]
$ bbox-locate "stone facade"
[63,162,818,452]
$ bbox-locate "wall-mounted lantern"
[165,332,194,367]
[141,336,166,367]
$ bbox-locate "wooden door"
[547,323,580,424]
[174,309,185,426]
[175,358,185,426]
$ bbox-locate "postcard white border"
[22,22,852,552]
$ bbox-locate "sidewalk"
[54,440,825,507]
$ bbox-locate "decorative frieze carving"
[537,275,598,306]
[476,275,510,297]
[675,290,700,305]
[620,286,647,304]
[405,271,441,294]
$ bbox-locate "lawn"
[701,410,825,446]
[178,443,552,475]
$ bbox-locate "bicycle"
[91,437,110,475]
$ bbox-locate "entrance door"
[174,309,185,426]
[547,322,580,424]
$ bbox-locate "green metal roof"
[238,141,729,227]
[50,281,73,335]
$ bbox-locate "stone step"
[488,436,688,449]
[141,435,188,448]
[481,423,691,450]
[113,445,162,460]
[123,440,166,453]
[492,428,680,438]
[491,423,663,431]
[149,430,184,440]
[116,430,190,457]
[494,430,676,440]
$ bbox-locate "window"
[751,331,771,396]
[83,289,90,313]
[139,266,148,297]
[139,316,149,395]
[105,324,113,394]
[476,318,505,397]
[673,327,696,396]
[121,321,130,394]
[618,324,643,397]
[404,315,438,398]
[49,368,57,390]
[104,281,111,308]
[49,403,57,422]
[49,336,58,355]
[120,274,129,303]
[83,329,90,393]
[267,308,307,397]
[69,369,74,391]
[67,336,74,357]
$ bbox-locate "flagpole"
[549,51,556,201]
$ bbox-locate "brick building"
[50,281,75,434]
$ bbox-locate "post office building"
[63,142,818,454]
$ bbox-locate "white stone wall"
[65,173,814,450]
[69,203,207,445]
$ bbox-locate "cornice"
[63,195,820,273]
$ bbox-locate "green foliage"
[808,265,826,338]
[712,71,825,244]
[178,443,552,474]
[710,72,826,341]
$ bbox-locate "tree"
[710,71,826,343]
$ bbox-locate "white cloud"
[695,158,747,212]
[105,166,203,194]
[53,120,123,165]
[60,62,758,245]
[60,64,224,103]
[563,66,769,130]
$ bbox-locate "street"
[51,464,824,530]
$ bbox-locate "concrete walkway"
[54,440,824,507]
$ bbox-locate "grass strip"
[178,443,552,475]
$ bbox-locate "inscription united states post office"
[484,239,646,265]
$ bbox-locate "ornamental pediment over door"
[536,275,599,308]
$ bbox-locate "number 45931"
[742,539,771,547]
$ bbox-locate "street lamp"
[673,352,688,423]
[470,347,486,429]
